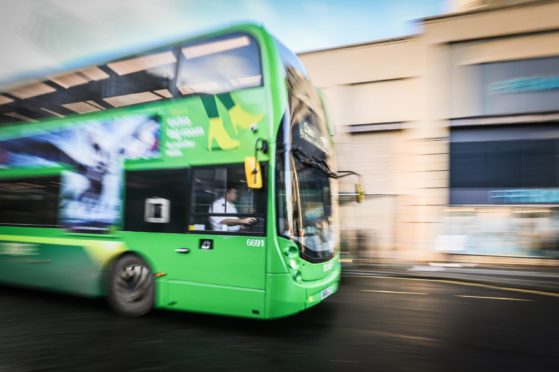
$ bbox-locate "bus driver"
[210,185,256,231]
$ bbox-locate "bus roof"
[0,22,269,90]
[0,23,274,127]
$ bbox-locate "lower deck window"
[0,176,60,226]
[124,169,188,233]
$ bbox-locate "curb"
[341,269,559,297]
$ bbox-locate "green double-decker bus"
[0,24,340,318]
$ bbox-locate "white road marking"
[429,262,478,268]
[455,295,532,302]
[329,360,360,363]
[351,275,559,298]
[408,265,445,272]
[361,289,427,295]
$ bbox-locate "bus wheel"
[108,254,154,317]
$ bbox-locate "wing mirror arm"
[336,170,365,203]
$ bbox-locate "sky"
[0,0,447,85]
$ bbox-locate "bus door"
[183,164,266,289]
[124,165,267,316]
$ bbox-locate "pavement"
[342,260,559,294]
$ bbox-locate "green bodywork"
[0,24,340,319]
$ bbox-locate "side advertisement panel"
[0,115,161,231]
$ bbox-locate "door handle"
[175,248,190,254]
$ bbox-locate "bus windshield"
[292,155,335,259]
[277,64,338,263]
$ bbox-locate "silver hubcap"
[115,264,151,303]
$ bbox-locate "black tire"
[107,254,154,317]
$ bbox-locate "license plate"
[320,286,333,300]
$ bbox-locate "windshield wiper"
[291,147,359,179]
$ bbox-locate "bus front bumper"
[264,263,341,319]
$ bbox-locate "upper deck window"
[0,33,262,126]
[177,34,262,95]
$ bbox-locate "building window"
[450,124,559,204]
[190,165,266,234]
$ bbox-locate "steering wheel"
[244,217,264,231]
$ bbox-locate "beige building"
[299,0,559,262]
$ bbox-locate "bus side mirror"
[355,182,365,203]
[245,156,263,189]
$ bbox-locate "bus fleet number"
[246,239,265,247]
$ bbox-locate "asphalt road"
[1,275,558,372]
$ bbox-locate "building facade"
[299,0,559,262]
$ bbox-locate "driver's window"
[189,165,266,234]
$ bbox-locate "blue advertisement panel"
[0,115,161,231]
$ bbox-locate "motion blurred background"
[301,0,559,266]
[2,0,559,266]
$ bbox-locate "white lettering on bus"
[166,127,205,141]
[246,239,264,247]
[167,116,192,127]
[299,121,328,152]
[164,115,205,157]
[0,242,39,256]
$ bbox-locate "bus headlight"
[284,245,299,258]
[289,259,299,270]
